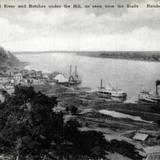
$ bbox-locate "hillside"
[0,47,23,72]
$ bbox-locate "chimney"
[156,85,159,96]
[156,80,160,95]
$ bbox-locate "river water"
[16,52,160,99]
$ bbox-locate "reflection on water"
[16,52,160,99]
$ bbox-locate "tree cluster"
[0,85,108,160]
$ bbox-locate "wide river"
[16,52,160,99]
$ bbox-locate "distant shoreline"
[13,51,160,62]
[76,51,160,63]
[77,53,160,63]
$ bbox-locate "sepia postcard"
[0,0,160,159]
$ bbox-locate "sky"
[0,0,160,51]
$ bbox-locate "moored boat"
[138,91,160,103]
[105,85,127,99]
[97,80,127,99]
[97,79,111,98]
[138,80,160,104]
[68,65,82,85]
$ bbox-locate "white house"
[27,78,44,85]
[32,78,44,85]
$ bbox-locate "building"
[0,74,11,84]
[13,72,23,83]
[27,70,37,78]
[21,69,43,79]
[27,78,44,85]
[31,78,44,85]
[144,146,160,160]
[133,133,149,141]
[48,71,60,80]
[36,71,43,78]
[20,69,30,77]
[16,78,28,85]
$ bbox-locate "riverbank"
[16,51,160,99]
[76,51,160,62]
[33,84,160,121]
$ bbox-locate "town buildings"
[0,69,63,94]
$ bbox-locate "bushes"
[109,140,143,160]
[66,106,78,115]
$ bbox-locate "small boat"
[97,80,127,99]
[138,80,160,104]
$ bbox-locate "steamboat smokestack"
[156,80,160,95]
[75,65,78,77]
[69,65,72,77]
[100,79,103,89]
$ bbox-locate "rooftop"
[146,153,160,160]
[133,133,149,141]
[144,146,160,154]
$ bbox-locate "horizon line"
[13,50,160,53]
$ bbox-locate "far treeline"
[77,51,160,62]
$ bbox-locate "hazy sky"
[0,0,160,51]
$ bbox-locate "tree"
[109,140,143,160]
[70,106,78,115]
[0,86,59,159]
[66,106,78,115]
[64,120,107,159]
